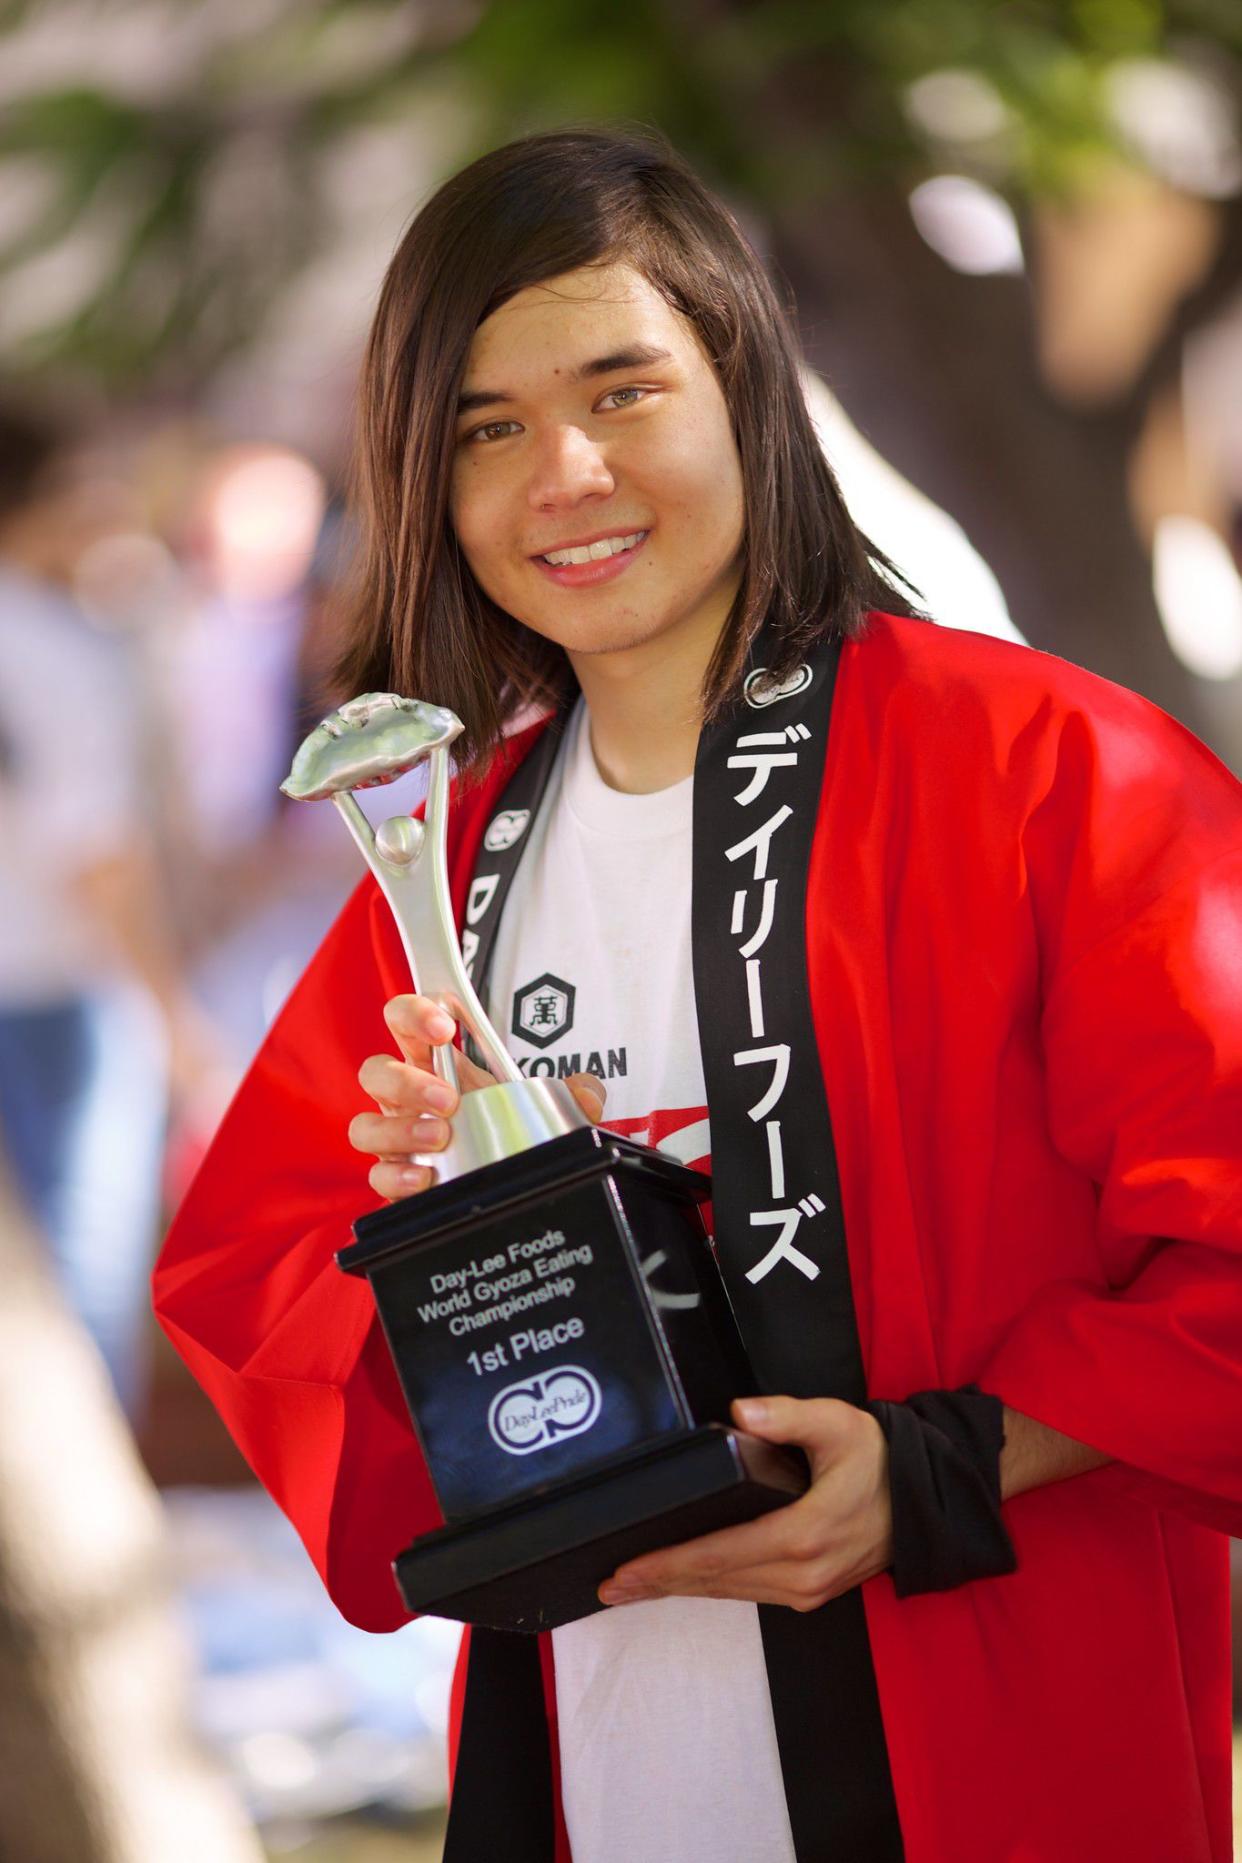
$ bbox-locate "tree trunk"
[0,1173,263,1863]
[772,184,1213,725]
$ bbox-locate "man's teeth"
[543,530,646,566]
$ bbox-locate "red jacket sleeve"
[153,874,440,1631]
[981,689,1242,1533]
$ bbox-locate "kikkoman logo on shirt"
[512,972,575,1049]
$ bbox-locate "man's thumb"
[566,1072,606,1123]
[732,1394,854,1466]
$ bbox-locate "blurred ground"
[274,1737,1240,1860]
[261,1812,447,1861]
[161,1486,458,1835]
[252,1744,1242,1860]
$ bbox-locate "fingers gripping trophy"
[283,693,803,1633]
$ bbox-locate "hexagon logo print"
[512,972,576,1050]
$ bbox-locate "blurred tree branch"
[0,0,1239,743]
[3,0,1235,386]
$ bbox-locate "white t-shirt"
[488,701,796,1863]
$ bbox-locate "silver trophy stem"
[330,747,517,1088]
[282,693,587,1184]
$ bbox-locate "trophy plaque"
[282,694,805,1633]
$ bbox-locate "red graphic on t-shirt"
[602,1103,713,1232]
[602,1103,710,1166]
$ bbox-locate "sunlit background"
[0,2,1239,1857]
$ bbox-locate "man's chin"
[514,610,670,660]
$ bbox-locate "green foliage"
[0,0,1234,386]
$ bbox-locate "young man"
[155,130,1242,1862]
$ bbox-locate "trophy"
[282,694,804,1632]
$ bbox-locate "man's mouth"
[534,529,649,566]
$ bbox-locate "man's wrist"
[998,1404,1111,1502]
[867,1386,1017,1597]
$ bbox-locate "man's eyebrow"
[457,344,674,416]
[573,343,673,381]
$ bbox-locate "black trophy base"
[395,1423,805,1633]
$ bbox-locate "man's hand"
[349,993,606,1201]
[597,1395,892,1611]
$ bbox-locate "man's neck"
[567,599,731,795]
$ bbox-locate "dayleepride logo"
[488,1365,602,1455]
[512,972,575,1049]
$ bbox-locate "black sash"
[693,640,902,1862]
[445,635,902,1862]
[458,715,568,1070]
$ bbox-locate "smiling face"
[448,262,746,675]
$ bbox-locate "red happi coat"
[154,613,1242,1862]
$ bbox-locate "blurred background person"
[0,402,195,1418]
[140,439,341,1199]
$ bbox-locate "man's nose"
[527,424,615,509]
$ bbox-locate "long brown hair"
[336,126,920,771]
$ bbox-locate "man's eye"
[468,420,521,444]
[598,386,648,411]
